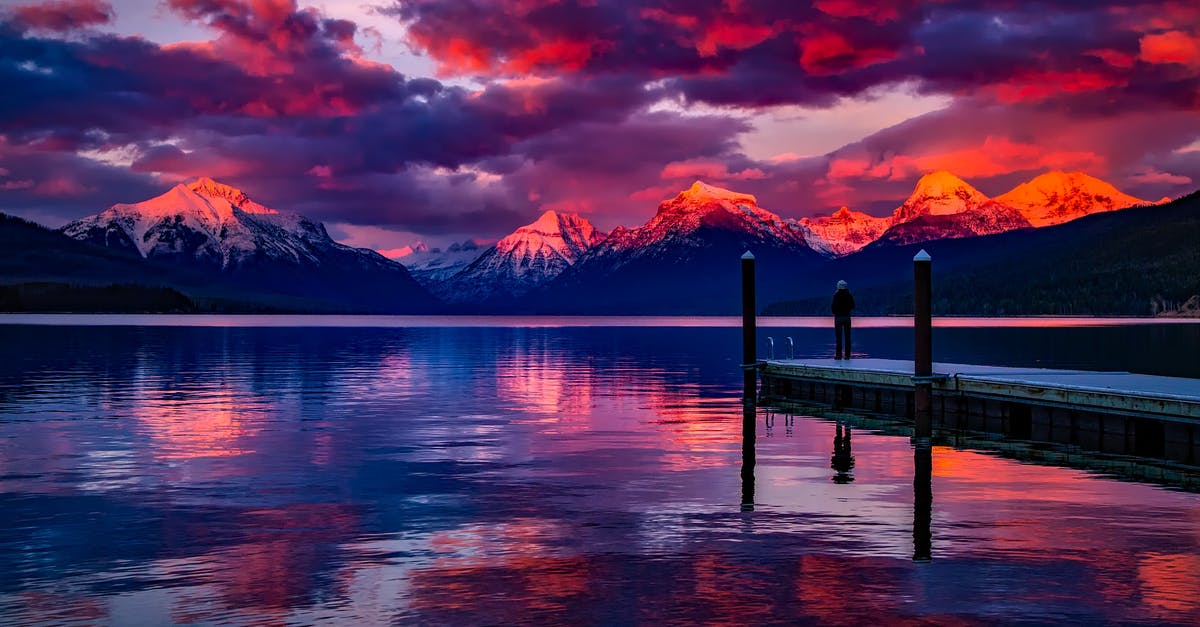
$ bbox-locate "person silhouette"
[831,280,855,359]
[831,423,855,484]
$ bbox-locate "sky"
[0,0,1198,251]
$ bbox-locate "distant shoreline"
[2,313,1198,328]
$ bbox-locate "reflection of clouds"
[12,590,108,625]
[134,389,264,460]
[1138,553,1200,618]
[6,326,1200,625]
[157,503,360,625]
[407,518,590,620]
[496,345,592,418]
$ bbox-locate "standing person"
[831,280,855,359]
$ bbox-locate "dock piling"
[740,251,757,511]
[741,251,757,392]
[913,249,933,439]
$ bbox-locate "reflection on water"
[1,324,1199,624]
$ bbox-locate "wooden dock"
[759,358,1200,464]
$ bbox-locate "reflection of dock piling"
[913,443,932,563]
[741,251,757,511]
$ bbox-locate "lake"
[1,317,1199,624]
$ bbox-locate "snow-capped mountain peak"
[799,206,890,257]
[497,210,603,259]
[186,177,276,215]
[56,177,435,311]
[995,170,1150,227]
[631,180,807,250]
[675,180,759,206]
[63,177,344,268]
[434,211,606,302]
[894,170,991,221]
[399,239,487,287]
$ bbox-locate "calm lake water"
[2,317,1199,625]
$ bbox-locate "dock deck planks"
[762,358,1200,421]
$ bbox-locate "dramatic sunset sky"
[1,0,1198,251]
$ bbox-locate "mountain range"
[9,178,436,313]
[0,170,1189,315]
[398,170,1161,312]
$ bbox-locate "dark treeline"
[0,283,196,313]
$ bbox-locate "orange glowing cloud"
[660,159,767,181]
[1140,30,1200,70]
[431,37,495,76]
[827,136,1105,182]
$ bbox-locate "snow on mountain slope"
[872,171,1031,246]
[798,207,890,256]
[437,210,605,302]
[397,240,488,288]
[889,171,993,224]
[61,178,342,268]
[595,181,809,262]
[59,178,436,311]
[528,181,825,314]
[996,171,1151,227]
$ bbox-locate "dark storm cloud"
[0,1,658,232]
[0,0,1197,243]
[389,0,1198,111]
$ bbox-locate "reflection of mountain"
[5,325,1200,625]
[496,345,593,418]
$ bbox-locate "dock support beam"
[913,249,933,439]
[740,251,757,511]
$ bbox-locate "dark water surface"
[2,318,1199,625]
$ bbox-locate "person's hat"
[837,280,848,290]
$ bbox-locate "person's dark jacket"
[831,290,855,316]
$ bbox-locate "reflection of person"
[831,423,855,484]
[831,280,855,359]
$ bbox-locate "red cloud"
[991,69,1127,104]
[506,39,601,74]
[798,30,900,75]
[695,19,779,57]
[1086,48,1137,69]
[9,0,113,31]
[1140,30,1200,70]
[812,0,906,24]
